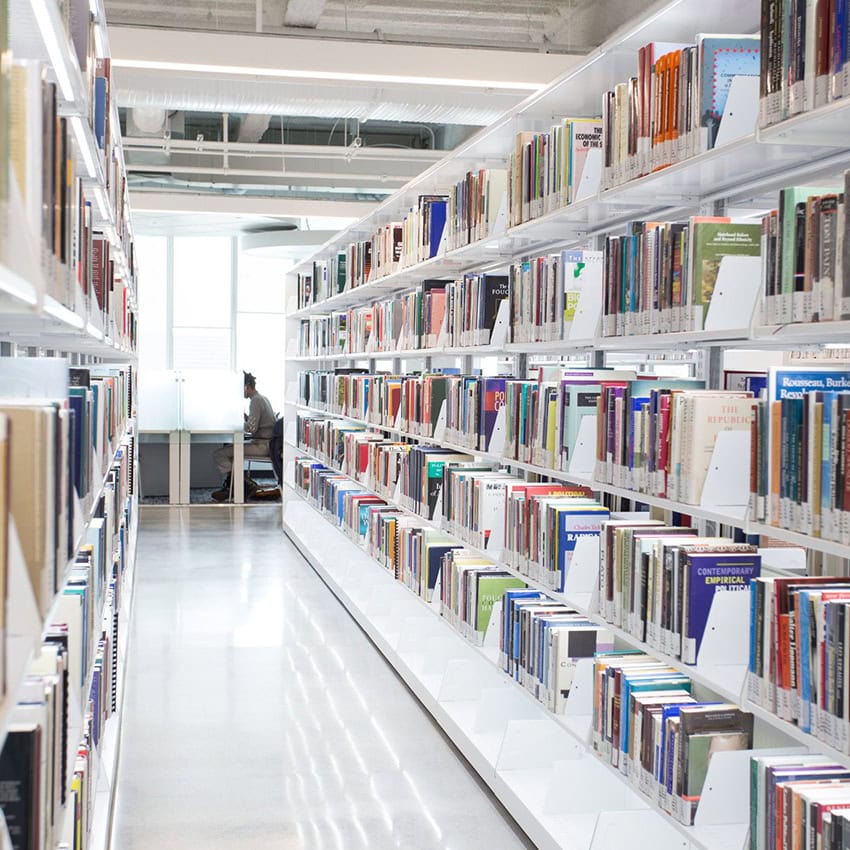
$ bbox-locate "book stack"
[759,0,850,126]
[749,366,850,542]
[446,168,507,250]
[500,590,614,713]
[748,575,850,753]
[592,652,754,825]
[509,249,603,343]
[507,118,603,227]
[760,182,846,326]
[601,36,760,189]
[602,217,762,337]
[597,519,761,663]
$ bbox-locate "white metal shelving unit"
[282,0,850,846]
[0,0,140,847]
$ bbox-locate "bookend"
[490,192,508,238]
[562,535,600,608]
[702,254,761,332]
[438,659,491,702]
[574,147,604,203]
[473,686,541,738]
[568,415,597,475]
[490,299,511,348]
[568,277,604,342]
[713,75,760,149]
[692,585,750,697]
[482,599,502,649]
[561,658,595,744]
[694,746,803,830]
[395,615,442,653]
[699,429,751,508]
[488,405,508,456]
[433,400,447,442]
[495,718,583,771]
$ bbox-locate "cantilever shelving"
[283,0,850,846]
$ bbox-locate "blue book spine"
[684,555,761,664]
[428,201,448,258]
[798,589,812,733]
[94,77,107,150]
[748,578,758,678]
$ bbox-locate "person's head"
[243,371,257,398]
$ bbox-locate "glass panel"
[237,253,288,314]
[0,357,69,399]
[173,236,232,328]
[137,369,181,431]
[172,328,232,371]
[136,235,169,371]
[182,369,244,431]
[236,313,285,415]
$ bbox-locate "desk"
[139,429,244,505]
[180,430,244,504]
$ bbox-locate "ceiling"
[104,0,655,237]
[104,0,653,53]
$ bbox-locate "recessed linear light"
[110,59,544,91]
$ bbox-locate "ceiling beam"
[107,26,576,91]
[129,190,377,220]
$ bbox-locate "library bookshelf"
[281,0,850,847]
[0,0,139,846]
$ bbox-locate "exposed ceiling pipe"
[123,136,444,162]
[126,163,409,183]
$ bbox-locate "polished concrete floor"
[110,506,535,850]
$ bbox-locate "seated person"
[212,371,276,501]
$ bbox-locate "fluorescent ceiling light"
[31,0,76,101]
[71,116,98,178]
[110,59,543,91]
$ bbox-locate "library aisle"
[110,506,534,850]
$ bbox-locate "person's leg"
[211,444,235,501]
[213,444,234,475]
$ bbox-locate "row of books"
[506,119,603,228]
[0,467,134,850]
[594,380,766,505]
[746,367,850,545]
[748,573,850,757]
[296,172,507,309]
[750,754,850,850]
[601,36,759,190]
[296,417,770,673]
[8,60,137,347]
[592,652,754,826]
[602,217,761,337]
[759,0,850,127]
[296,366,660,478]
[1,364,134,642]
[290,455,761,829]
[598,518,761,662]
[295,247,606,357]
[295,413,606,593]
[760,179,850,327]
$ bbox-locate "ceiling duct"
[113,70,520,126]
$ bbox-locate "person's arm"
[245,396,260,436]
